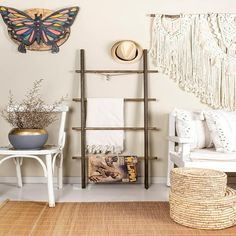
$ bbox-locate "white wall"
[0,0,235,179]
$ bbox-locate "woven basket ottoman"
[169,168,236,230]
[170,168,227,198]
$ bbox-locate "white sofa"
[167,109,236,186]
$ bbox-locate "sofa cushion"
[174,109,213,149]
[190,148,236,161]
[204,110,236,153]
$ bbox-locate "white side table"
[0,146,62,207]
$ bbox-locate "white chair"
[0,105,69,207]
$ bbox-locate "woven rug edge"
[0,199,9,209]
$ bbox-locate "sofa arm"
[168,136,193,144]
[168,136,192,158]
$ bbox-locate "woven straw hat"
[111,40,143,63]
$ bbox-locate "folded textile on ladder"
[86,98,124,153]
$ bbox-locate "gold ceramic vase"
[8,128,48,149]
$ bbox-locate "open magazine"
[88,154,138,183]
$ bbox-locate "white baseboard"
[1,176,235,185]
[0,176,167,184]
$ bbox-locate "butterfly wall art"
[0,6,79,53]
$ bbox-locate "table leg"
[57,153,63,189]
[14,157,23,188]
[46,154,55,207]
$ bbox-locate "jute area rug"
[0,201,236,236]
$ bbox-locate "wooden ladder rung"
[72,156,158,160]
[72,127,160,131]
[73,98,157,102]
[75,70,159,74]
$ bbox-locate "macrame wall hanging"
[150,14,236,111]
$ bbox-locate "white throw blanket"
[86,98,124,153]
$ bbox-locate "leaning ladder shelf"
[73,49,159,189]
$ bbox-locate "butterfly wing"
[0,6,36,47]
[40,7,79,46]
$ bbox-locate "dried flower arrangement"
[1,79,62,129]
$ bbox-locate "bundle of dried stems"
[1,79,62,129]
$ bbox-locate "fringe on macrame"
[150,13,236,111]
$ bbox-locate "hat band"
[115,48,138,61]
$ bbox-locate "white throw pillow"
[204,110,236,153]
[174,109,213,149]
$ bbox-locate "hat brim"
[111,40,143,64]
